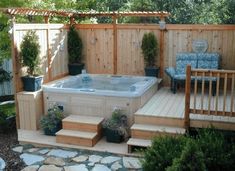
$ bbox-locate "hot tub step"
[56,129,101,147]
[131,124,186,139]
[62,115,104,132]
[127,138,151,153]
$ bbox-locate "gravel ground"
[0,130,25,171]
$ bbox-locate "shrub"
[196,128,235,171]
[141,32,158,67]
[166,140,206,171]
[67,25,83,64]
[142,135,187,171]
[20,30,40,76]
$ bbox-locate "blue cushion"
[197,53,220,69]
[165,67,176,78]
[176,53,197,74]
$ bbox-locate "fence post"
[184,65,191,130]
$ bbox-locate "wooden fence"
[184,65,235,129]
[12,23,235,93]
[0,59,14,96]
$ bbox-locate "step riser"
[63,122,101,132]
[134,115,185,127]
[131,130,178,139]
[56,134,101,147]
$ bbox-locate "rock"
[92,164,111,171]
[47,149,77,158]
[38,165,62,171]
[111,161,122,171]
[64,164,88,171]
[88,162,95,167]
[0,157,6,170]
[123,157,141,169]
[12,146,23,153]
[21,165,40,171]
[72,155,88,163]
[27,148,39,153]
[38,149,50,155]
[44,157,65,166]
[20,153,45,166]
[101,156,121,164]
[88,155,103,163]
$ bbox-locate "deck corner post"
[184,65,191,130]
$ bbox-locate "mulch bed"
[0,130,25,171]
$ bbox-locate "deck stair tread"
[63,115,104,125]
[56,129,97,139]
[131,124,186,134]
[127,138,151,147]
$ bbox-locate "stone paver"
[89,155,103,163]
[0,157,6,170]
[72,155,88,163]
[101,156,121,164]
[20,153,45,166]
[12,146,23,153]
[111,161,122,171]
[92,164,111,171]
[21,165,40,171]
[123,157,141,169]
[27,148,39,153]
[15,145,143,171]
[38,149,49,155]
[38,165,62,171]
[47,149,77,158]
[64,164,88,171]
[44,157,65,166]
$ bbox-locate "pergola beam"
[0,8,170,19]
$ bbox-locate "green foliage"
[20,30,40,76]
[0,68,11,83]
[67,25,83,64]
[196,128,235,171]
[166,140,206,171]
[0,103,16,133]
[40,105,65,132]
[141,32,158,67]
[142,135,187,171]
[102,108,128,137]
[142,128,235,171]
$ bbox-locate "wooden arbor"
[0,8,170,129]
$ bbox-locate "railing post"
[184,65,191,130]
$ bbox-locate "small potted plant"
[141,32,159,77]
[102,108,129,143]
[67,25,84,75]
[20,30,43,91]
[40,105,65,136]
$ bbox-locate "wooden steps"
[127,138,151,153]
[56,115,104,147]
[131,124,186,139]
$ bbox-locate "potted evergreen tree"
[67,25,84,75]
[102,108,129,143]
[141,32,159,77]
[20,30,42,91]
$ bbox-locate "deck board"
[136,87,235,125]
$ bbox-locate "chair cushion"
[197,53,220,69]
[176,53,197,75]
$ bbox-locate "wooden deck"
[135,87,235,130]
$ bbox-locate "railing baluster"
[215,73,220,115]
[201,72,205,113]
[223,73,228,115]
[231,73,234,116]
[208,71,212,115]
[193,71,198,113]
[184,65,191,130]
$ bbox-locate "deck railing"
[184,65,235,129]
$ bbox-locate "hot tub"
[43,74,159,125]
